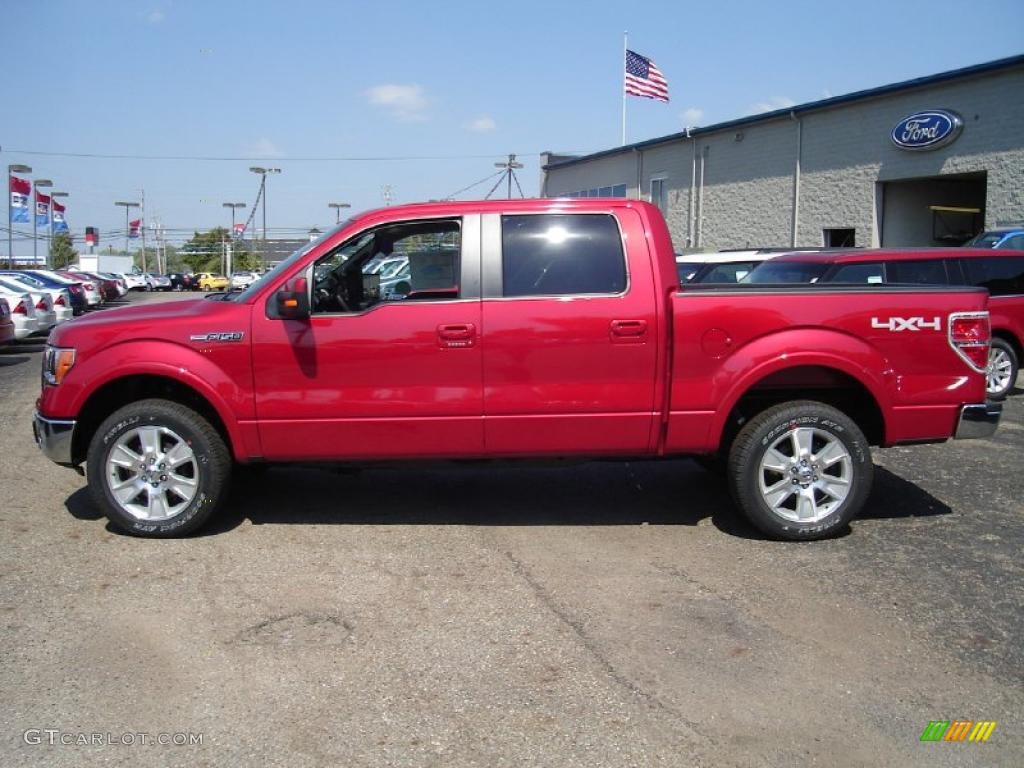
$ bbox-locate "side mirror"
[271,277,310,320]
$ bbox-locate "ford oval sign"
[891,110,963,151]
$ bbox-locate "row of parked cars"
[676,228,1024,399]
[0,267,130,347]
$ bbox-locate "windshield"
[234,218,357,301]
[743,261,829,284]
[964,232,1004,248]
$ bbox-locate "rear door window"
[501,214,626,297]
[962,256,1024,296]
[697,261,760,283]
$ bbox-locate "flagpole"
[621,31,628,146]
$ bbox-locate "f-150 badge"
[870,316,941,332]
[189,332,245,342]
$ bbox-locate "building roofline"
[543,53,1024,170]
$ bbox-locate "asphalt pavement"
[1,290,1021,767]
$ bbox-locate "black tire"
[986,338,1018,401]
[86,399,231,537]
[726,400,873,541]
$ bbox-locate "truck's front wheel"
[87,399,231,537]
[727,401,873,541]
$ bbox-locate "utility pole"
[485,155,525,200]
[328,202,351,223]
[139,189,148,273]
[382,185,394,206]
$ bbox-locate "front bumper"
[33,411,76,465]
[954,402,1002,440]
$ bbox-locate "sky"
[3,0,1022,254]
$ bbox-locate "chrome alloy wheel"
[987,346,1013,396]
[105,426,199,521]
[757,426,853,523]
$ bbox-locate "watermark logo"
[920,720,996,742]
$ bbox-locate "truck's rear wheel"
[986,339,1018,400]
[87,399,230,537]
[727,401,872,540]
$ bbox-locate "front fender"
[41,339,254,458]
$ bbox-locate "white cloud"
[749,96,796,114]
[681,107,704,127]
[466,116,497,133]
[243,138,283,158]
[366,84,429,122]
[147,9,165,24]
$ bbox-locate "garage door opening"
[880,172,987,246]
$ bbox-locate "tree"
[178,228,254,274]
[50,232,78,269]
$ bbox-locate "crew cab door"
[479,210,659,455]
[250,215,483,460]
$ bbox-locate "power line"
[5,149,550,163]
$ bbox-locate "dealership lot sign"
[891,110,963,151]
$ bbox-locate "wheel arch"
[71,373,238,466]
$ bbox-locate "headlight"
[42,346,76,386]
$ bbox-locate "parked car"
[117,272,149,291]
[167,273,196,291]
[43,270,101,307]
[744,248,1024,399]
[61,271,119,302]
[965,228,1024,250]
[0,277,71,325]
[0,270,88,315]
[97,272,128,297]
[0,281,56,332]
[145,273,173,291]
[229,271,258,290]
[34,199,999,540]
[0,298,14,347]
[197,273,230,291]
[0,287,40,339]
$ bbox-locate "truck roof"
[353,197,648,221]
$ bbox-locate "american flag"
[624,49,669,102]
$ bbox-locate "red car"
[33,199,999,539]
[745,248,1024,399]
[59,271,119,303]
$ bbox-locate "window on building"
[650,178,668,215]
[887,259,950,285]
[501,214,627,297]
[612,184,627,197]
[598,186,613,197]
[962,256,1024,296]
[823,228,856,247]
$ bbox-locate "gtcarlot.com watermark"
[24,729,203,747]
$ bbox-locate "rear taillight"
[13,300,27,315]
[949,311,990,373]
[36,298,48,310]
[85,283,95,290]
[69,284,82,295]
[54,294,66,306]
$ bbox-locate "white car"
[229,271,257,289]
[0,275,73,324]
[118,273,148,291]
[1,282,56,331]
[146,273,172,291]
[0,286,40,339]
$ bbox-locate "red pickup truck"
[33,199,1001,540]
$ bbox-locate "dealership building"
[541,54,1024,251]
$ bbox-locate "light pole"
[115,201,140,269]
[249,167,280,269]
[222,202,245,278]
[33,179,53,265]
[49,191,68,269]
[8,163,32,269]
[328,202,351,224]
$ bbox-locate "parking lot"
[1,289,1021,767]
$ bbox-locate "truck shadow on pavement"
[64,460,953,540]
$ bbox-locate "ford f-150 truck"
[33,199,1001,540]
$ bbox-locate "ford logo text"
[891,110,963,151]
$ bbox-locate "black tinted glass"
[962,256,1024,296]
[501,214,626,297]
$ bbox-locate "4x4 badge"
[870,316,940,332]
[189,332,244,342]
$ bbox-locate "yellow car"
[197,273,230,291]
